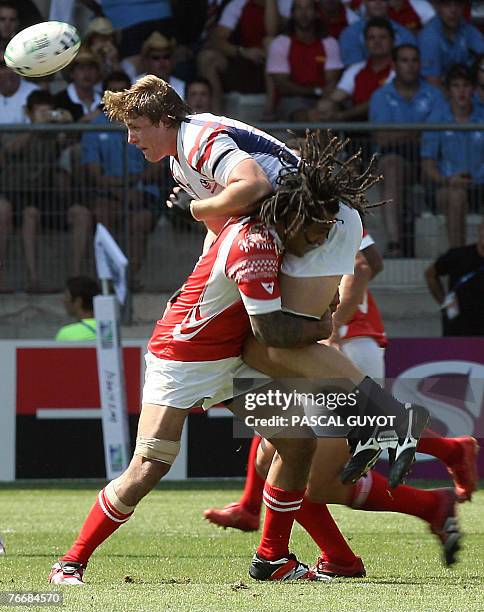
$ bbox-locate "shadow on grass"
[0,479,245,492]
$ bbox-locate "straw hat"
[141,32,176,56]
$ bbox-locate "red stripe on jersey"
[195,127,229,173]
[187,121,217,167]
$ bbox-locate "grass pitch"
[0,481,483,612]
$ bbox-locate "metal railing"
[0,122,482,293]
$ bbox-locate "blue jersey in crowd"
[421,104,484,183]
[82,113,159,197]
[418,16,484,78]
[369,79,445,123]
[339,18,416,66]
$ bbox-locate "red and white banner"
[0,340,187,482]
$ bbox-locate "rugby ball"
[4,21,81,77]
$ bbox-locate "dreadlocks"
[260,131,382,242]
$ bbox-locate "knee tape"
[105,480,136,514]
[134,437,180,465]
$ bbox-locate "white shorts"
[340,336,385,381]
[142,351,268,410]
[281,204,362,277]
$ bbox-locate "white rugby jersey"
[169,113,299,200]
[170,113,362,279]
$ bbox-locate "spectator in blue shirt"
[472,54,484,114]
[421,64,484,248]
[82,70,163,288]
[339,0,416,66]
[369,44,445,256]
[418,0,484,89]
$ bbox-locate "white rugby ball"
[4,21,81,77]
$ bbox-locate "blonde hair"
[102,75,191,127]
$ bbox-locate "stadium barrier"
[0,122,482,293]
[0,338,482,482]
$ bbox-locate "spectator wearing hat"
[54,50,103,123]
[418,0,484,88]
[421,64,484,248]
[84,17,124,83]
[122,32,185,99]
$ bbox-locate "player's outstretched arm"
[249,309,332,349]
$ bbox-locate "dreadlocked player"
[49,77,427,584]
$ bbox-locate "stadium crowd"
[0,0,483,293]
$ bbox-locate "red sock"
[348,471,439,524]
[62,487,133,566]
[417,428,462,466]
[239,436,264,516]
[296,498,357,565]
[257,483,304,561]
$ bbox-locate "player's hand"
[166,186,195,220]
[326,324,341,348]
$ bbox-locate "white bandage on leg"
[105,480,136,515]
[134,437,181,465]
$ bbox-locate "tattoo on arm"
[250,310,331,348]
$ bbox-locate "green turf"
[0,481,483,612]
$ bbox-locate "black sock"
[327,377,408,435]
[353,377,408,435]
